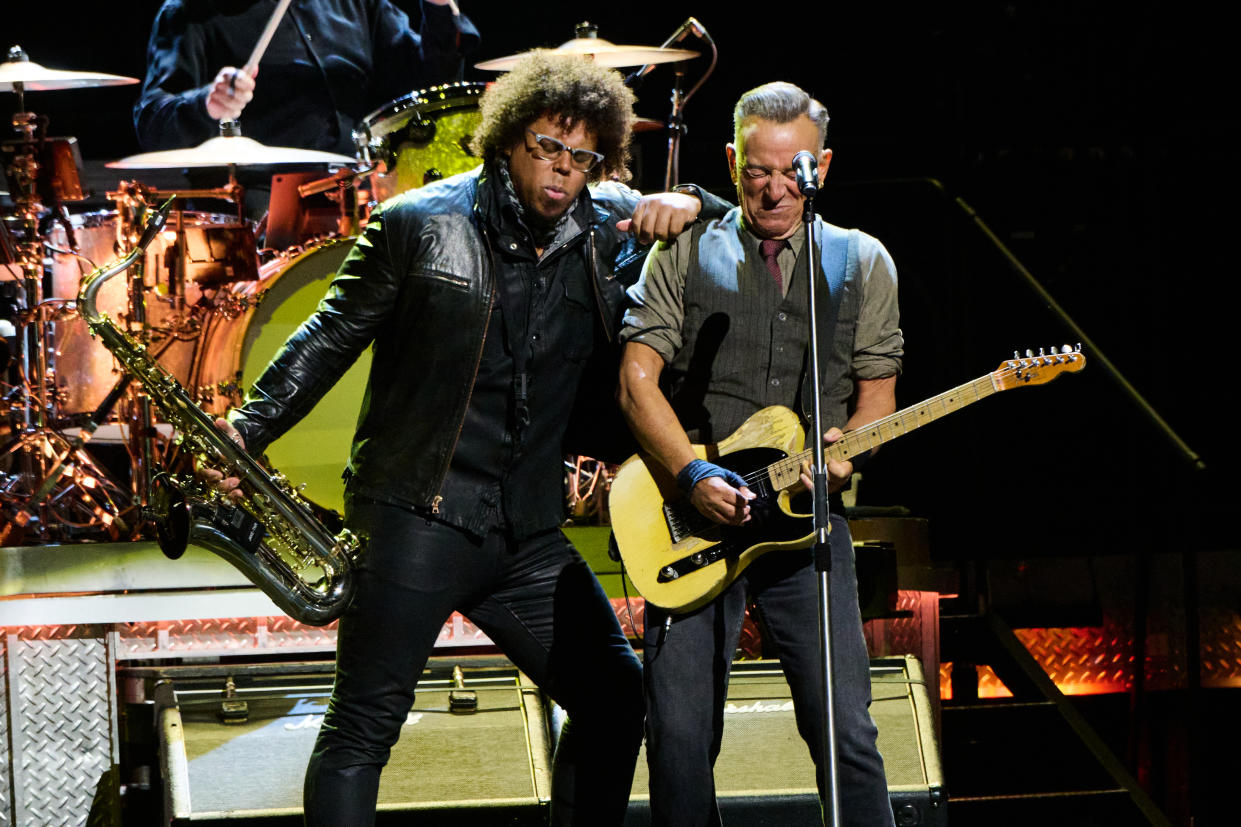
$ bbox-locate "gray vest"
[665,210,861,443]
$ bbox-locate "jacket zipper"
[430,218,497,514]
[586,229,616,343]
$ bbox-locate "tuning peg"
[1025,348,1034,358]
[1013,350,1020,360]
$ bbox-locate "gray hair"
[732,82,829,147]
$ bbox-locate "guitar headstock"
[994,345,1086,390]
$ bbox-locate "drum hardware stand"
[297,164,374,237]
[109,175,247,227]
[623,18,717,190]
[2,78,136,543]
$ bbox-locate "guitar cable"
[612,532,675,658]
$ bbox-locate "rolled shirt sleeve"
[619,233,694,363]
[852,232,903,380]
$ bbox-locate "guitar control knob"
[661,566,679,580]
[690,552,707,567]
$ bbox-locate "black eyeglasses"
[526,129,604,172]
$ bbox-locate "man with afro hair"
[214,52,727,824]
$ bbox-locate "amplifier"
[148,657,552,825]
[627,655,946,826]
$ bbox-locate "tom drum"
[355,82,485,203]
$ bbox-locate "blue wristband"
[676,458,748,494]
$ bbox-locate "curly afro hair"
[471,51,635,183]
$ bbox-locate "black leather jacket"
[230,166,657,510]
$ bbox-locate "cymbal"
[0,57,138,92]
[107,135,356,169]
[475,38,698,71]
[633,117,665,133]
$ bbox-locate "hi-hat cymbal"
[0,57,138,92]
[475,38,699,71]
[107,135,356,168]
[633,117,665,133]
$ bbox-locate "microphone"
[135,197,177,252]
[792,151,818,197]
[625,18,708,87]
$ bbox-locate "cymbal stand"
[1,89,134,543]
[655,20,716,190]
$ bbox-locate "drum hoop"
[262,234,358,276]
[358,82,486,140]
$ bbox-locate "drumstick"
[228,0,294,93]
[244,0,294,75]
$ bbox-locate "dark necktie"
[760,238,784,295]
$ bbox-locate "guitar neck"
[766,371,1003,490]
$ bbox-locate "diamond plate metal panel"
[7,629,115,826]
[261,615,340,649]
[938,609,1241,697]
[1013,626,1133,695]
[1,634,11,827]
[113,612,502,661]
[1200,609,1241,687]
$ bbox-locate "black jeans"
[643,513,895,827]
[304,497,644,825]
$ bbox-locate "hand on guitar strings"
[798,427,856,495]
[677,458,755,526]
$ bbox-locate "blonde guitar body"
[610,406,811,614]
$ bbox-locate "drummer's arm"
[133,4,219,151]
[370,0,480,94]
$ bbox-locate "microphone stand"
[798,165,843,826]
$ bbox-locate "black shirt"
[134,0,479,156]
[430,168,599,539]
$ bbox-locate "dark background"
[5,1,1236,562]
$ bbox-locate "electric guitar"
[609,347,1086,613]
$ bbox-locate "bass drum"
[196,238,367,516]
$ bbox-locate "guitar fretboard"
[763,370,1004,491]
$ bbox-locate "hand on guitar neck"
[798,425,867,497]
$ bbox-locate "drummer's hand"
[200,417,247,502]
[205,67,256,122]
[616,191,701,245]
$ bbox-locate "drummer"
[134,0,478,157]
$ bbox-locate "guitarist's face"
[727,115,832,240]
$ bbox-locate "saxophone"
[78,202,359,625]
